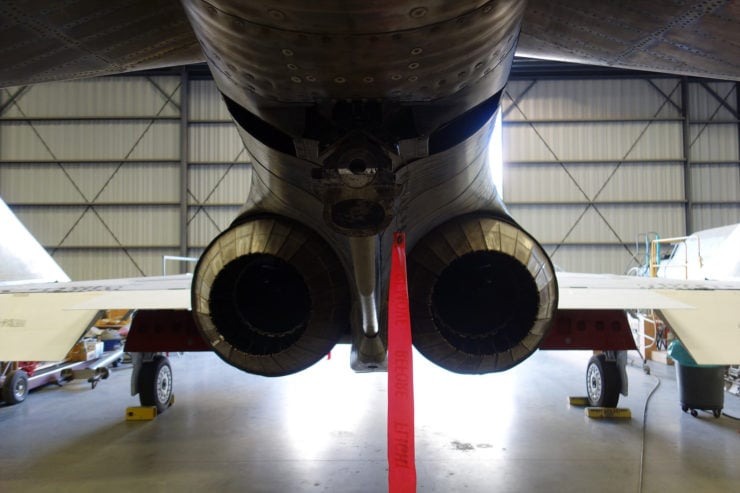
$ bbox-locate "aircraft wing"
[2,270,738,365]
[0,275,191,361]
[1,1,739,89]
[0,0,203,88]
[518,0,740,81]
[557,272,740,365]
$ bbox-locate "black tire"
[690,409,698,417]
[713,409,721,418]
[586,354,621,408]
[2,370,29,405]
[138,355,173,414]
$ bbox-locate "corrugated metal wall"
[503,76,739,274]
[1,69,738,279]
[0,74,250,280]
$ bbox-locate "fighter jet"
[1,1,739,414]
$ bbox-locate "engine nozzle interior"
[408,215,558,373]
[192,216,349,376]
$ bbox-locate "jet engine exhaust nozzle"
[192,216,349,376]
[407,215,558,374]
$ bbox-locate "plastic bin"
[668,340,724,418]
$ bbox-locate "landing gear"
[586,354,621,408]
[1,370,29,405]
[137,355,173,414]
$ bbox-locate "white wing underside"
[558,273,740,365]
[0,275,191,361]
[1,272,738,364]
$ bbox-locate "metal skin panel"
[181,0,522,114]
[0,0,202,87]
[0,1,738,92]
[519,0,740,81]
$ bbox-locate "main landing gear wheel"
[2,370,29,405]
[138,355,173,414]
[586,355,621,408]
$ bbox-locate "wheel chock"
[569,396,590,407]
[585,407,632,419]
[126,406,158,421]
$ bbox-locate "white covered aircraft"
[1,1,740,414]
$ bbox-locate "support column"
[680,77,693,234]
[737,82,740,186]
[179,67,189,271]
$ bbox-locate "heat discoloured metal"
[182,0,522,109]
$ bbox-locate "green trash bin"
[667,340,724,418]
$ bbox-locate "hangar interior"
[1,62,738,280]
[0,60,739,492]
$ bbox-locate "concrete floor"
[0,347,738,493]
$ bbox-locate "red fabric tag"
[388,232,416,492]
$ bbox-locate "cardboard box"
[67,340,103,362]
[67,342,92,362]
